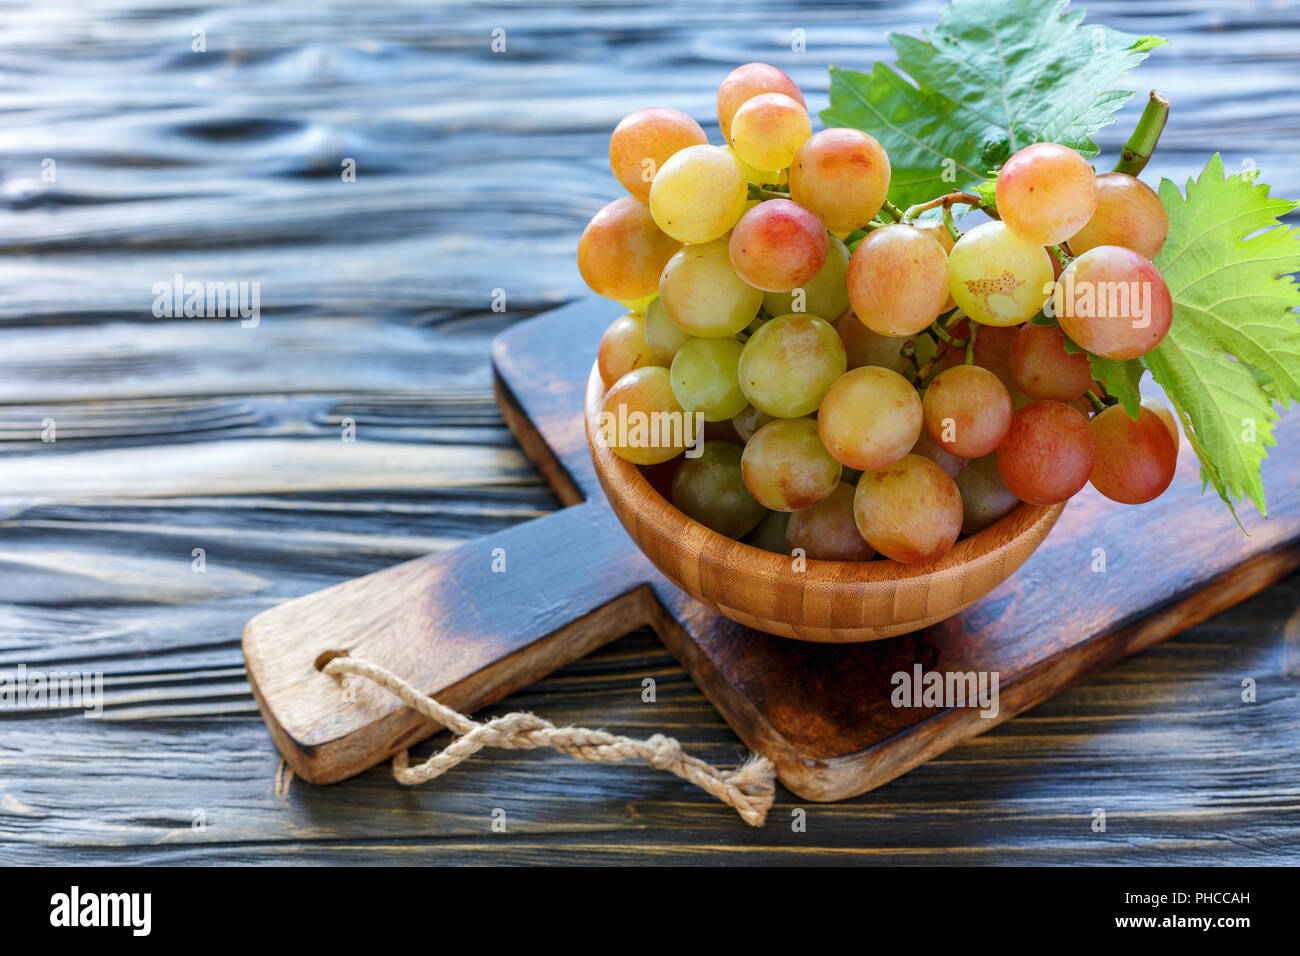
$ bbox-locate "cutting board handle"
[242,500,653,783]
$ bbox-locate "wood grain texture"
[1,0,1298,863]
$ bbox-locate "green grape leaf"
[1144,154,1300,517]
[823,0,1165,207]
[1088,355,1144,417]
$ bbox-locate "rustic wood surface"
[2,0,1299,864]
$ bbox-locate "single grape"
[729,92,811,171]
[669,337,748,422]
[834,310,911,375]
[788,128,890,234]
[577,197,681,301]
[738,313,846,418]
[847,224,950,336]
[608,107,708,201]
[922,364,1011,458]
[764,235,850,320]
[948,221,1054,327]
[731,404,774,443]
[716,62,805,142]
[786,481,875,561]
[747,509,792,554]
[741,417,841,511]
[910,428,966,480]
[1088,404,1179,504]
[996,400,1096,504]
[817,365,922,470]
[598,312,655,388]
[955,453,1021,535]
[659,238,763,338]
[1067,172,1169,260]
[1008,323,1095,401]
[728,198,828,293]
[1052,246,1173,359]
[853,454,963,564]
[644,297,692,364]
[670,441,766,538]
[598,366,696,465]
[995,143,1099,246]
[648,144,748,244]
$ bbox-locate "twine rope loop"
[322,655,776,827]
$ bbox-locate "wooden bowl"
[585,363,1065,642]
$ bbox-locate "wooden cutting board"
[243,296,1300,801]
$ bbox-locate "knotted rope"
[322,656,776,826]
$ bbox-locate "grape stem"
[901,191,982,223]
[747,183,791,201]
[965,322,979,365]
[1114,90,1170,176]
[941,205,962,242]
[1084,389,1108,414]
[881,199,906,222]
[1047,244,1074,267]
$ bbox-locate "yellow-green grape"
[670,441,765,539]
[669,337,748,422]
[740,417,841,512]
[948,221,1054,327]
[658,238,762,338]
[738,313,846,418]
[648,144,748,244]
[817,366,922,471]
[955,453,1020,535]
[717,62,805,142]
[728,92,811,171]
[763,235,850,319]
[995,143,1098,246]
[644,297,691,363]
[598,366,695,465]
[853,454,962,564]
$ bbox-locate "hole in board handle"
[314,649,348,672]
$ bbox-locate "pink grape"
[996,400,1096,504]
[847,224,950,336]
[834,310,911,375]
[728,198,828,293]
[1009,323,1095,401]
[1053,246,1173,360]
[910,428,966,480]
[785,481,875,561]
[1088,404,1179,504]
[599,366,696,466]
[921,364,1012,458]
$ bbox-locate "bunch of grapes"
[580,62,1180,566]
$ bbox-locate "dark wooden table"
[1,0,1298,865]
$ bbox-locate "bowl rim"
[584,360,1064,586]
